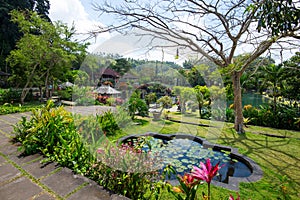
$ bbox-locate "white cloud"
[49,0,110,52]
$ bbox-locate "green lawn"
[0,102,44,115]
[110,113,300,199]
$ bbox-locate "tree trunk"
[20,88,28,105]
[44,69,50,100]
[181,101,186,114]
[232,71,244,133]
[39,86,43,102]
[273,84,277,112]
[20,63,39,105]
[198,104,202,119]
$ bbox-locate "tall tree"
[260,63,285,111]
[6,10,87,104]
[0,0,50,73]
[93,0,299,133]
[282,52,300,102]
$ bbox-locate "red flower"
[229,193,240,200]
[179,173,198,188]
[191,158,221,184]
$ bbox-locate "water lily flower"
[191,158,220,184]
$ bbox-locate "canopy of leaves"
[0,0,50,72]
[254,0,300,36]
[6,10,87,101]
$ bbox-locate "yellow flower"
[173,186,183,193]
[244,104,252,110]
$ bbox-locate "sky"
[49,0,185,64]
[48,0,298,64]
[49,0,111,52]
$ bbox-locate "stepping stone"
[41,168,86,197]
[0,176,42,199]
[0,162,21,183]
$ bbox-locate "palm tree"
[260,64,285,111]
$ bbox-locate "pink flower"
[178,173,198,188]
[96,148,104,154]
[229,193,240,200]
[191,158,221,184]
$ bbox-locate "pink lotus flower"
[191,158,221,184]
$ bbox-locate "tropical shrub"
[226,108,234,122]
[242,103,299,130]
[57,87,72,100]
[97,111,120,136]
[126,91,148,119]
[0,88,22,103]
[14,101,95,174]
[145,92,157,105]
[106,97,115,106]
[242,104,259,124]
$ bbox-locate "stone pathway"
[0,109,128,200]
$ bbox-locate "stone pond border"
[118,132,263,191]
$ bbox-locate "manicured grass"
[110,115,300,199]
[0,102,44,115]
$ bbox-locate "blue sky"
[48,0,183,63]
[48,0,298,63]
[49,0,111,52]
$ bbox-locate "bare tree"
[92,0,299,133]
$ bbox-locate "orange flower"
[172,186,183,193]
[243,104,252,110]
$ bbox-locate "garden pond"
[119,133,263,190]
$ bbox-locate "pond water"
[124,137,252,183]
[227,93,270,107]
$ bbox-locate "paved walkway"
[0,108,129,200]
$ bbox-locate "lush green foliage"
[243,103,299,130]
[0,88,22,104]
[145,92,157,105]
[225,103,300,131]
[13,101,162,199]
[194,85,210,119]
[0,102,42,115]
[252,0,300,36]
[12,100,300,199]
[6,10,87,103]
[126,91,149,119]
[13,101,95,174]
[109,58,132,75]
[157,96,173,111]
[0,0,50,72]
[97,111,120,136]
[72,86,95,105]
